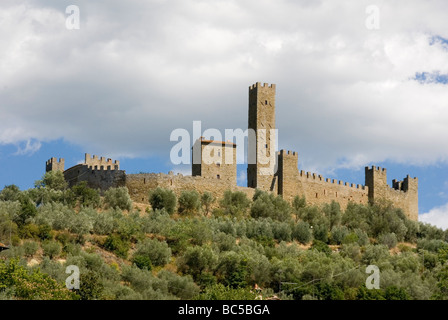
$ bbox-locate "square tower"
[192,137,237,184]
[46,157,65,173]
[247,82,277,191]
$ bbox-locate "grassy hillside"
[1,171,448,300]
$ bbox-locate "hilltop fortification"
[46,82,418,220]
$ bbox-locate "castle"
[46,82,418,221]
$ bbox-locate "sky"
[1,0,448,229]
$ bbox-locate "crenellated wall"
[46,157,65,173]
[277,150,369,210]
[84,153,120,170]
[365,166,418,220]
[64,164,126,191]
[43,82,418,221]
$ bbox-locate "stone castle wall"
[277,150,369,210]
[126,172,255,205]
[192,139,237,185]
[365,166,418,220]
[45,82,419,221]
[46,157,65,172]
[84,153,120,170]
[64,164,126,191]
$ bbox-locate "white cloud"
[1,0,448,173]
[420,203,448,231]
[13,139,42,156]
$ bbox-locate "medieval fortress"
[46,82,418,221]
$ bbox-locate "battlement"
[91,166,120,172]
[297,170,367,190]
[392,175,418,192]
[46,157,64,166]
[365,165,387,174]
[279,149,298,157]
[249,82,276,90]
[45,157,65,172]
[84,153,120,170]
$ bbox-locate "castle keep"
[46,82,418,221]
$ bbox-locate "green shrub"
[342,202,370,231]
[22,240,39,257]
[309,240,332,256]
[219,190,251,218]
[177,245,218,280]
[322,201,342,229]
[292,221,312,244]
[158,270,200,299]
[35,171,68,191]
[213,232,236,252]
[201,192,215,215]
[342,232,359,245]
[132,255,153,270]
[55,231,77,255]
[103,234,130,259]
[354,228,370,246]
[0,185,22,202]
[417,239,448,253]
[195,283,257,300]
[418,222,445,240]
[15,197,37,227]
[93,212,115,235]
[148,187,177,214]
[245,219,273,241]
[70,181,101,208]
[38,257,67,283]
[133,238,172,267]
[19,223,40,239]
[313,224,328,243]
[292,195,306,221]
[330,225,349,245]
[272,221,292,241]
[216,251,248,288]
[68,211,93,236]
[37,223,54,241]
[78,271,104,300]
[178,190,201,215]
[104,187,133,211]
[379,232,398,249]
[384,286,410,300]
[250,190,292,222]
[0,259,77,300]
[404,219,419,243]
[362,245,390,265]
[42,240,62,259]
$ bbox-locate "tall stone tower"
[247,82,277,191]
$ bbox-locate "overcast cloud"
[1,0,448,172]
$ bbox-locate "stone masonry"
[192,137,237,185]
[46,82,419,220]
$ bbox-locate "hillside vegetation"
[1,171,448,300]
